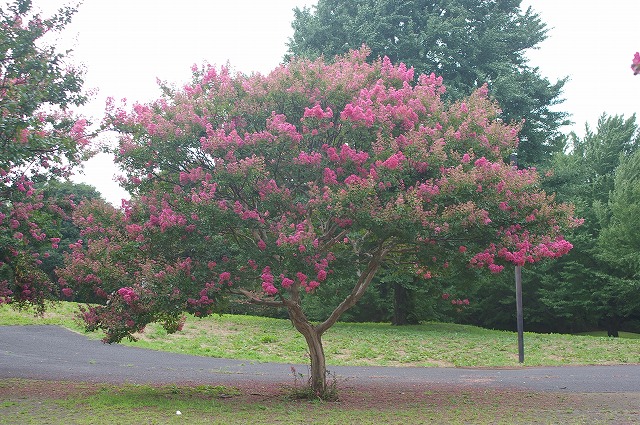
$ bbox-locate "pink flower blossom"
[296,272,307,285]
[379,152,406,170]
[488,264,504,273]
[323,168,338,185]
[281,277,294,288]
[303,104,333,119]
[50,237,61,249]
[316,269,327,282]
[474,157,490,168]
[632,52,640,75]
[296,151,323,165]
[306,280,320,292]
[117,287,139,304]
[262,282,278,295]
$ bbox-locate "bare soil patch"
[2,378,639,414]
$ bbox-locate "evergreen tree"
[287,0,569,167]
[516,115,637,334]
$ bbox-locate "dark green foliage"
[597,148,640,326]
[528,115,639,333]
[599,149,640,274]
[36,180,102,289]
[286,0,569,167]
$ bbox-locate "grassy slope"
[1,302,639,368]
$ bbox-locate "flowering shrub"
[60,47,579,396]
[0,1,92,311]
[632,52,640,75]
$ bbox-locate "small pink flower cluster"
[632,52,640,75]
[442,293,470,306]
[117,287,139,305]
[295,271,320,293]
[261,267,277,295]
[303,104,333,120]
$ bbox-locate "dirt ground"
[2,377,640,419]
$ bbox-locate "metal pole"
[515,264,524,363]
[509,152,524,363]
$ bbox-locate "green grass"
[0,301,80,329]
[2,302,640,368]
[577,330,640,339]
[1,379,638,424]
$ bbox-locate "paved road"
[1,325,639,393]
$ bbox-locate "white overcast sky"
[34,0,640,205]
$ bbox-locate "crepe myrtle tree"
[0,0,92,311]
[58,48,580,397]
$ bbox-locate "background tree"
[461,114,640,334]
[595,148,640,334]
[286,0,569,168]
[0,0,92,311]
[599,139,640,275]
[59,49,579,397]
[538,114,639,335]
[36,180,102,291]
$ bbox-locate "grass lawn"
[2,301,637,368]
[1,302,639,424]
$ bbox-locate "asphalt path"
[1,325,639,393]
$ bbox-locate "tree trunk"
[282,242,390,398]
[603,316,621,338]
[286,303,327,396]
[301,327,326,396]
[392,281,418,325]
[392,282,410,325]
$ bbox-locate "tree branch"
[316,241,390,335]
[229,288,285,308]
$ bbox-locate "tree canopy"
[0,0,92,311]
[286,0,569,167]
[59,48,579,396]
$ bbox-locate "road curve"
[1,325,639,393]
